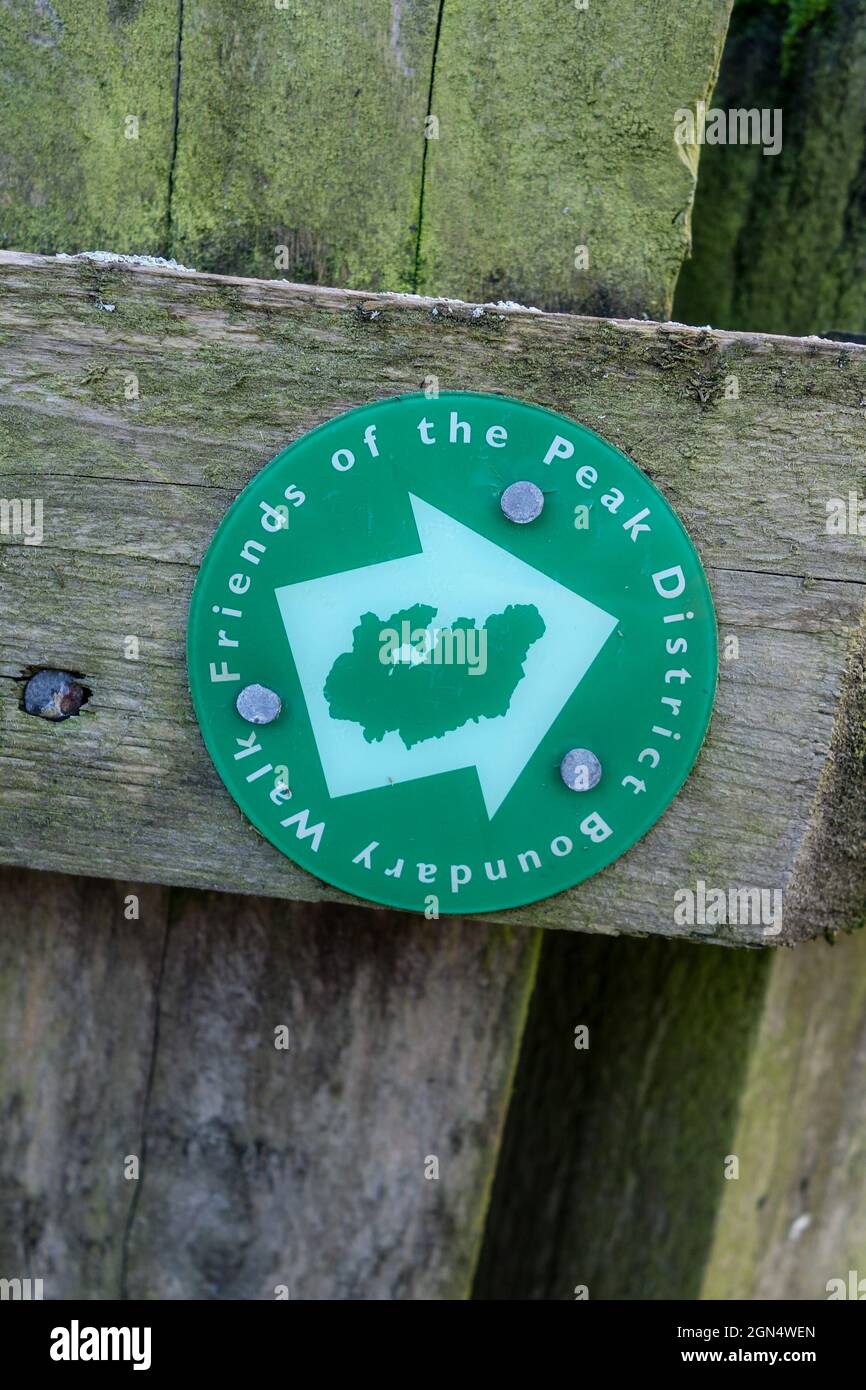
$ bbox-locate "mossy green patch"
[675,0,866,335]
[0,0,178,256]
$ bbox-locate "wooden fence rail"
[1,250,864,947]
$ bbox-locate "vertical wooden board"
[700,928,866,1300]
[169,0,441,286]
[468,6,865,1300]
[674,0,866,335]
[122,893,540,1300]
[0,868,169,1300]
[0,0,179,256]
[473,931,772,1300]
[0,866,538,1299]
[671,2,785,334]
[417,0,733,315]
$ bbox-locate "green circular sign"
[187,393,717,915]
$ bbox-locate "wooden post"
[5,0,864,1305]
[475,931,773,1299]
[0,868,537,1298]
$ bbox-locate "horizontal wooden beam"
[1,250,864,945]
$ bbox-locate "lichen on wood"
[0,0,178,257]
[417,0,733,315]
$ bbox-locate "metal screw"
[560,748,602,792]
[23,669,86,721]
[236,683,282,725]
[501,480,544,524]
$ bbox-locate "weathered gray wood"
[700,924,866,1299]
[0,2,743,1310]
[1,250,864,945]
[0,869,169,1299]
[0,865,539,1299]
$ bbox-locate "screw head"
[560,748,602,792]
[501,480,544,524]
[23,669,86,721]
[236,683,282,725]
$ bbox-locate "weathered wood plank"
[169,0,440,287]
[418,0,733,315]
[475,908,866,1300]
[0,0,178,257]
[0,868,169,1299]
[473,929,773,1299]
[124,889,538,1300]
[700,925,866,1299]
[0,865,538,1299]
[1,251,864,945]
[675,0,866,335]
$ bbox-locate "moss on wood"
[474,930,772,1299]
[0,1,178,256]
[417,0,733,316]
[675,0,866,335]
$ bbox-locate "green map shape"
[324,602,546,748]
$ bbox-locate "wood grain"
[700,924,866,1299]
[0,869,168,1299]
[0,4,740,1306]
[0,251,864,946]
[169,0,440,288]
[0,866,538,1299]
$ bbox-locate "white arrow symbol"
[275,495,617,818]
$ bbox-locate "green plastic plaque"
[187,393,717,915]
